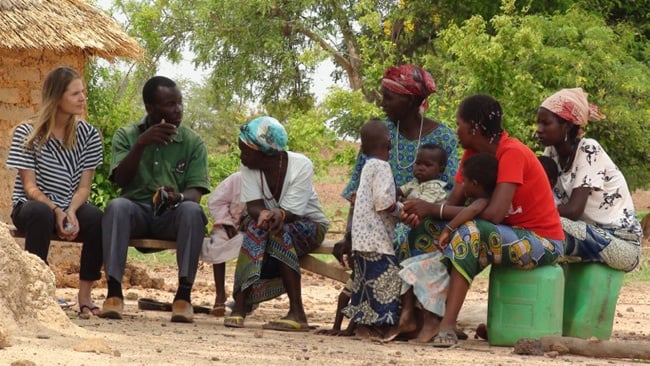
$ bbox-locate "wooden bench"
[7,225,349,283]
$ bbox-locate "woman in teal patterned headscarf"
[239,116,288,154]
[226,116,330,331]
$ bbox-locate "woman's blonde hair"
[24,66,81,151]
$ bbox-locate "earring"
[564,132,568,142]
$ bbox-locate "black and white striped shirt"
[6,121,103,209]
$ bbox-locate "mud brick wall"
[0,48,85,222]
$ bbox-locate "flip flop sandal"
[210,304,226,317]
[77,305,100,319]
[223,315,245,328]
[57,299,75,309]
[262,319,310,332]
[431,330,458,348]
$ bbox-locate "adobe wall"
[0,48,85,223]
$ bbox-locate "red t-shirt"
[455,132,564,240]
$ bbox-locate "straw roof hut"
[0,0,143,60]
[0,0,144,221]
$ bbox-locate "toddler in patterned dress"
[340,118,402,339]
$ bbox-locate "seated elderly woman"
[224,116,329,331]
[537,88,642,271]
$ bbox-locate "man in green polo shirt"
[99,76,210,323]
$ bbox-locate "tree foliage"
[85,62,144,208]
[93,0,649,189]
[430,2,650,187]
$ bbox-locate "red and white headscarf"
[541,88,605,135]
[381,64,436,113]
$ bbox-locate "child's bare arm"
[448,198,489,229]
[439,198,489,249]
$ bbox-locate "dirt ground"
[2,186,650,366]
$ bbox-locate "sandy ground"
[3,268,649,366]
[2,186,650,366]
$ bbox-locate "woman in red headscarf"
[537,88,641,271]
[339,64,459,260]
[328,64,459,340]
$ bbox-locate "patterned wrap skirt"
[398,251,449,317]
[561,217,641,272]
[234,215,327,305]
[394,222,435,262]
[341,251,401,326]
[409,217,564,283]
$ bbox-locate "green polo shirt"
[110,117,210,203]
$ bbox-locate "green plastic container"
[562,263,624,340]
[487,264,564,346]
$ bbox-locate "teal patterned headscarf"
[239,116,288,154]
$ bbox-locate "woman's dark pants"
[11,201,103,281]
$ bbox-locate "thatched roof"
[0,0,144,61]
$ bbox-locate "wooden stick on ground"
[540,336,650,360]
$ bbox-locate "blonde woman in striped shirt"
[7,66,104,318]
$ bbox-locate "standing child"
[341,118,402,338]
[201,172,245,316]
[315,252,355,336]
[394,143,448,261]
[390,152,498,343]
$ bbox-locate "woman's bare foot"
[409,311,441,343]
[382,302,419,342]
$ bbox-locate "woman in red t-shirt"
[401,94,565,346]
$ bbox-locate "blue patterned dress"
[342,120,459,261]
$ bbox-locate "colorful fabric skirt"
[409,217,563,283]
[394,221,441,262]
[234,216,326,305]
[398,251,449,317]
[562,217,641,272]
[341,251,401,326]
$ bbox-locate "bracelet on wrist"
[439,203,446,219]
[445,224,456,232]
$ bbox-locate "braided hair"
[458,94,503,143]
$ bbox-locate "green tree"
[96,0,649,188]
[107,0,571,135]
[432,1,650,188]
[85,62,144,208]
